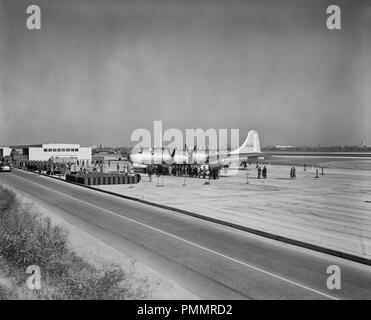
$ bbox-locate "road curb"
[17,168,371,266]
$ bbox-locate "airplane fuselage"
[130,130,262,167]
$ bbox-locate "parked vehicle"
[0,164,11,172]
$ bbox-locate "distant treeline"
[93,145,371,154]
[262,146,371,152]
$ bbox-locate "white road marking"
[12,172,339,300]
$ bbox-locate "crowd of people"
[15,157,313,184]
[145,164,220,180]
[256,165,268,180]
[255,164,299,180]
[16,159,133,176]
[17,160,69,175]
[290,166,297,179]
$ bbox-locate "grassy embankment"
[0,185,149,299]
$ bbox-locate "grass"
[0,185,149,300]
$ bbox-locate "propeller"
[184,144,197,155]
[184,144,198,163]
[167,147,177,158]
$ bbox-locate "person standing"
[257,166,262,179]
[148,166,152,182]
[262,166,267,179]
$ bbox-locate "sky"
[0,0,370,147]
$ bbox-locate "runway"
[1,169,371,299]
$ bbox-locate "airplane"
[129,130,262,169]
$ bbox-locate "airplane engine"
[193,151,207,164]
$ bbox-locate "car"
[0,164,11,172]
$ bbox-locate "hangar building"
[0,147,11,158]
[3,143,92,163]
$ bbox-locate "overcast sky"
[0,0,370,147]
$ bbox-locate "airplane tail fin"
[231,130,261,155]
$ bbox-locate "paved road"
[1,169,371,299]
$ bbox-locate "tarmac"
[98,164,371,260]
[4,167,371,299]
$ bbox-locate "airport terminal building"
[1,143,92,163]
[0,147,11,158]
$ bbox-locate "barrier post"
[204,172,211,185]
[156,175,160,187]
[129,175,134,188]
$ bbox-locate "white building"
[8,143,92,163]
[0,147,11,158]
